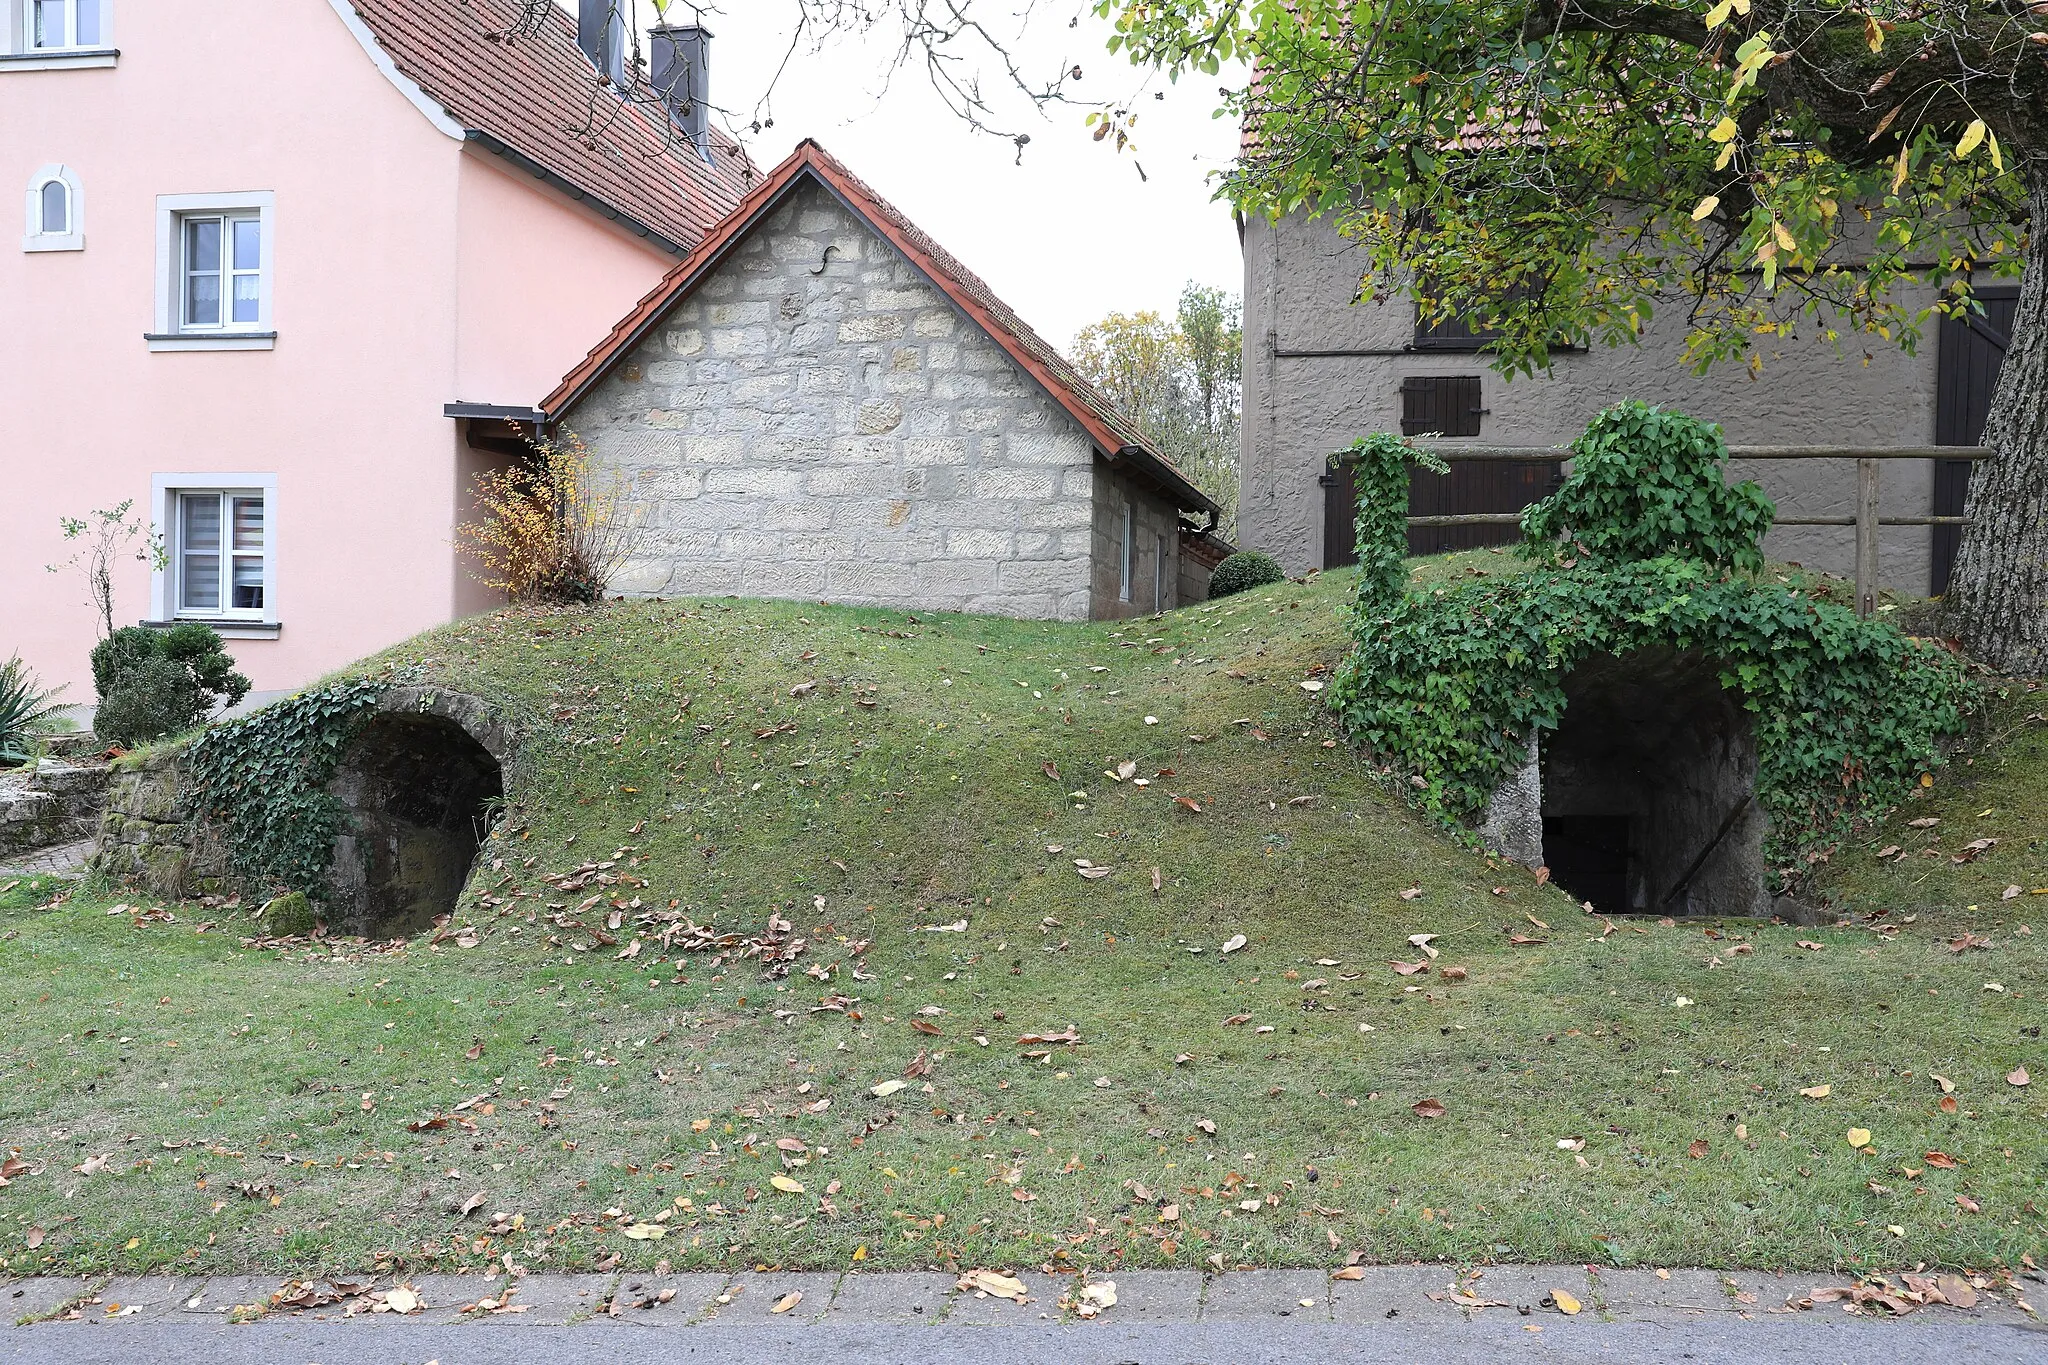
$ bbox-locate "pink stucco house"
[6,0,751,702]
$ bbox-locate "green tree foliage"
[1073,282,1243,533]
[1325,408,1975,867]
[1093,0,2047,671]
[90,625,251,747]
[1519,403,1777,571]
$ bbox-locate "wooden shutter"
[1400,376,1483,437]
[1932,288,2017,594]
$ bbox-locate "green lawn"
[2,565,2042,1284]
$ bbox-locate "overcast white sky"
[622,1,1246,349]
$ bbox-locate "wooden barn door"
[1933,288,2019,595]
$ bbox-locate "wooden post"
[1855,458,1880,618]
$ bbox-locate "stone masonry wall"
[1091,462,1188,618]
[564,178,1105,621]
[0,758,112,860]
[91,748,232,900]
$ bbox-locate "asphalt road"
[6,1318,2043,1365]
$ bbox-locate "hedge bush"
[90,624,250,746]
[1208,550,1287,599]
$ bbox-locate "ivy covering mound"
[1326,406,1976,861]
[183,676,392,896]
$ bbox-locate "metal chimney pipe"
[649,24,713,162]
[578,0,626,87]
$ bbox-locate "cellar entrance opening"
[1539,650,1769,917]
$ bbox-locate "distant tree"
[1073,283,1243,534]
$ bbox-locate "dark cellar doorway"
[1540,650,1770,917]
[326,712,503,936]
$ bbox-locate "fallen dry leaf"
[1688,1139,1710,1159]
[1390,960,1429,976]
[1847,1127,1873,1149]
[1412,1098,1447,1119]
[960,1271,1029,1302]
[623,1224,667,1240]
[869,1078,907,1098]
[1221,934,1247,955]
[1332,1266,1366,1281]
[1551,1289,1582,1315]
[1439,965,1467,981]
[770,1291,804,1314]
[769,1175,805,1194]
[1923,1151,1958,1169]
[1399,886,1424,901]
[2009,1067,2031,1087]
[1174,796,1203,814]
[1799,1085,1832,1099]
[1955,1194,1981,1214]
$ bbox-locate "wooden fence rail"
[1359,444,1994,619]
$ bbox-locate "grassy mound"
[0,566,2041,1283]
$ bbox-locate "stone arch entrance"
[1483,650,1770,917]
[325,689,507,937]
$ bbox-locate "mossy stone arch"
[323,688,508,937]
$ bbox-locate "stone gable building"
[542,141,1231,620]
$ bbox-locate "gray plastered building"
[1240,212,2016,592]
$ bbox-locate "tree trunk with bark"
[1946,171,2048,676]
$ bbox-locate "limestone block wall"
[1241,212,1956,590]
[565,179,1105,621]
[0,758,112,859]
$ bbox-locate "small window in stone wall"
[1119,503,1134,602]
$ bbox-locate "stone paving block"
[595,1273,726,1324]
[825,1271,957,1323]
[1587,1268,1732,1319]
[175,1276,279,1317]
[1459,1265,1597,1319]
[344,1274,504,1324]
[707,1272,840,1324]
[943,1272,1066,1325]
[1713,1270,1801,1316]
[1328,1265,1466,1324]
[489,1273,616,1325]
[86,1276,211,1322]
[1090,1270,1203,1324]
[1199,1269,1331,1322]
[2,1278,89,1324]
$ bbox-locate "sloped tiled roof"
[343,0,755,252]
[542,140,1219,517]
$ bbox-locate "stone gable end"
[561,179,1102,620]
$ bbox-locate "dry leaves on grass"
[1412,1098,1447,1119]
[959,1271,1029,1302]
[1390,960,1430,976]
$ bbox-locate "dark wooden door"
[1933,288,2018,594]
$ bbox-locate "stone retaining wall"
[0,758,113,860]
[89,748,233,899]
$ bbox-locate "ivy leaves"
[184,678,393,898]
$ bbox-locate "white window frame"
[21,162,82,251]
[1118,503,1134,603]
[0,0,116,68]
[148,474,280,637]
[149,192,276,351]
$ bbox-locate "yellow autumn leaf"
[1772,221,1796,251]
[1863,14,1884,51]
[1988,130,2004,173]
[770,1175,806,1194]
[1552,1289,1582,1315]
[1691,195,1721,221]
[1704,0,1735,28]
[1891,146,1911,192]
[1799,1084,1831,1098]
[1716,142,1738,171]
[1955,119,1986,159]
[1708,116,1739,143]
[623,1223,667,1240]
[1847,1127,1873,1148]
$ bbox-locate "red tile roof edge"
[540,140,1219,520]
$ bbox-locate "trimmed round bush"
[1208,550,1287,599]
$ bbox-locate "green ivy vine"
[184,676,393,897]
[1327,405,1977,869]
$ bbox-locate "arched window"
[23,165,83,252]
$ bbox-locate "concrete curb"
[7,1265,2041,1330]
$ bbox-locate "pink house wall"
[4,0,679,700]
